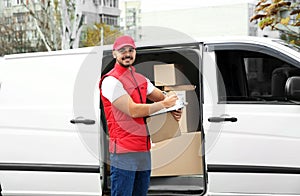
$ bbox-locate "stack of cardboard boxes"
[148,63,203,176]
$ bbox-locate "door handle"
[208,117,237,122]
[70,117,95,125]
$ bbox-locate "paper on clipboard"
[150,99,186,116]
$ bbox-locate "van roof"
[3,46,97,60]
[2,36,298,60]
[125,35,283,50]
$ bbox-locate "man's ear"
[112,51,117,58]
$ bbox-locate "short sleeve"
[101,76,128,103]
[146,78,155,95]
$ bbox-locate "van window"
[216,50,300,103]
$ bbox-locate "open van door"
[99,42,207,195]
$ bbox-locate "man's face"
[113,46,136,67]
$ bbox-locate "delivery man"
[100,35,182,196]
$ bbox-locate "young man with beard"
[100,35,182,196]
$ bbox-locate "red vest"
[100,63,151,153]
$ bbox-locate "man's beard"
[118,56,134,67]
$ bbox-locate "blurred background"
[0,0,299,56]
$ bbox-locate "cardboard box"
[147,112,181,143]
[151,132,203,176]
[164,84,196,91]
[154,64,187,86]
[165,89,200,133]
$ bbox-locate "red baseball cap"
[113,35,136,50]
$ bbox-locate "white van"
[0,36,299,196]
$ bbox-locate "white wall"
[141,3,254,38]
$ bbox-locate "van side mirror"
[285,76,300,102]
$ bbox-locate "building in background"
[0,0,3,13]
[119,0,141,40]
[81,0,120,26]
[0,0,39,54]
[79,0,121,46]
[140,3,258,39]
[0,0,121,55]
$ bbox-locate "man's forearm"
[129,101,165,118]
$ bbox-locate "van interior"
[100,44,205,195]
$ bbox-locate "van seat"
[271,67,300,98]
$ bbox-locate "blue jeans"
[110,152,151,196]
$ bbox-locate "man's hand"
[171,109,182,121]
[161,95,178,108]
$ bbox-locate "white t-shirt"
[101,76,155,103]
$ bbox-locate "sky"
[138,0,257,12]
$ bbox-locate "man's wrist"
[160,100,167,109]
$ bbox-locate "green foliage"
[81,23,122,47]
[250,0,300,46]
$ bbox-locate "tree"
[81,23,122,47]
[0,10,47,56]
[0,24,15,56]
[25,0,61,51]
[250,0,300,46]
[60,0,84,49]
[25,0,84,50]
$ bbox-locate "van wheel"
[0,183,2,196]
